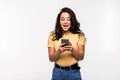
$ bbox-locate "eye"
[66,17,70,21]
[60,17,65,21]
[67,18,70,21]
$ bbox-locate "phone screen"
[61,39,69,46]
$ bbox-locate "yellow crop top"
[48,32,86,66]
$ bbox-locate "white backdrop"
[0,0,120,80]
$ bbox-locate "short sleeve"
[78,35,86,45]
[47,33,55,47]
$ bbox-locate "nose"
[64,20,67,24]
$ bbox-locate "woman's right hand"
[59,43,65,53]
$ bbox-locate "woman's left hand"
[64,42,73,52]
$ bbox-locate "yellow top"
[48,32,86,66]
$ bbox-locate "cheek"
[60,21,64,25]
[68,21,71,25]
[60,22,64,28]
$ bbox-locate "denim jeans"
[52,67,82,80]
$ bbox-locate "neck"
[63,31,71,35]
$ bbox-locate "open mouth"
[62,24,70,31]
[63,25,68,28]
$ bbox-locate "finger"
[60,43,65,47]
[64,46,73,50]
[64,45,71,48]
[59,46,65,52]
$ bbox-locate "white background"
[0,0,120,80]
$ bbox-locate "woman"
[48,7,86,80]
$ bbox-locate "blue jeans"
[52,67,82,80]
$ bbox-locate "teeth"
[64,25,68,27]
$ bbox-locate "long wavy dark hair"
[52,7,84,41]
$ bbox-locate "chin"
[63,28,69,31]
[63,30,69,32]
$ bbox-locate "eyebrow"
[61,17,70,18]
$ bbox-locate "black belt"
[55,63,80,70]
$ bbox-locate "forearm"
[49,44,65,62]
[71,48,84,60]
[49,49,61,62]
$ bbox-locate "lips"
[63,25,68,27]
[62,24,70,31]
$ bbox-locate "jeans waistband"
[55,63,80,70]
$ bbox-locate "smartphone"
[61,39,69,47]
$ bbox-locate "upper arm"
[47,33,56,60]
[77,34,86,58]
[48,47,55,56]
[48,34,54,48]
